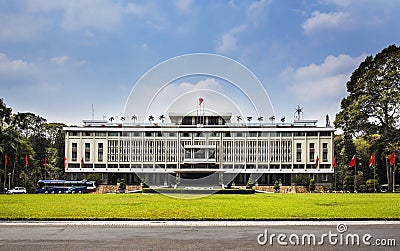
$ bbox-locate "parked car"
[6,187,27,194]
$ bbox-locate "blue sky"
[1,0,400,126]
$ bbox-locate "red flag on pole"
[389,152,395,166]
[64,157,67,169]
[332,156,337,168]
[350,154,356,168]
[369,153,375,167]
[25,154,29,167]
[198,97,204,106]
[81,157,84,168]
[44,157,47,169]
[5,153,8,167]
[314,156,319,168]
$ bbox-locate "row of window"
[69,131,333,138]
[296,143,329,162]
[72,142,103,162]
[71,140,330,164]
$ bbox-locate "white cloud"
[50,56,70,65]
[286,54,367,102]
[216,25,247,53]
[247,0,270,18]
[25,0,123,31]
[0,53,35,83]
[320,0,350,8]
[175,0,192,13]
[146,78,223,118]
[0,14,49,41]
[49,56,87,70]
[61,1,122,31]
[302,11,350,33]
[124,3,145,16]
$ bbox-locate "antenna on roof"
[294,105,303,120]
[91,104,95,120]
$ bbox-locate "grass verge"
[0,193,399,220]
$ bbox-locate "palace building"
[64,112,335,187]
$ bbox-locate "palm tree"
[148,115,154,124]
[257,116,263,125]
[109,117,114,123]
[269,116,275,124]
[159,115,165,124]
[247,116,252,124]
[236,116,242,124]
[121,117,125,122]
[280,116,285,123]
[131,115,137,124]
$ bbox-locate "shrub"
[294,174,310,186]
[366,179,379,192]
[86,173,101,186]
[273,180,280,192]
[141,181,149,188]
[309,179,315,192]
[119,179,126,191]
[246,178,254,189]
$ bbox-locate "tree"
[335,44,400,188]
[236,116,242,123]
[269,116,275,124]
[335,45,400,139]
[131,115,137,124]
[257,116,263,125]
[148,115,154,124]
[247,116,252,124]
[159,115,165,124]
[0,98,12,132]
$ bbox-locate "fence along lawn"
[0,193,399,220]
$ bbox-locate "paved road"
[0,221,399,250]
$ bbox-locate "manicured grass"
[0,193,399,220]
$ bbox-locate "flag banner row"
[349,152,396,168]
[4,154,68,169]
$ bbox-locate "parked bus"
[36,180,96,194]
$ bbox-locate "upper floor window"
[296,143,302,162]
[85,143,90,162]
[309,143,315,162]
[322,143,328,162]
[98,143,103,162]
[72,143,77,161]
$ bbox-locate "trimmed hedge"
[142,188,255,194]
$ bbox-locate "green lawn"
[0,193,399,220]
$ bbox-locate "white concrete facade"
[64,117,335,186]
